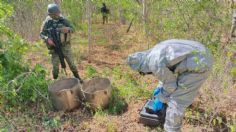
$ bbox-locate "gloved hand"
[153,87,162,97]
[145,98,164,114]
[145,87,164,114]
[153,87,164,112]
[153,98,164,112]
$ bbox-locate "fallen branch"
[32,86,49,102]
[127,18,134,33]
[7,72,33,87]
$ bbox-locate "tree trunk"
[54,0,61,7]
[119,0,126,24]
[142,0,149,49]
[142,0,147,30]
[87,0,92,62]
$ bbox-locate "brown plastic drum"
[48,78,83,111]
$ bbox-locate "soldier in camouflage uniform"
[40,4,83,83]
[101,3,109,24]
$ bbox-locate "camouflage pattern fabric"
[50,44,78,79]
[40,15,78,79]
[127,39,213,132]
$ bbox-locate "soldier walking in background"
[101,3,109,24]
[40,3,83,83]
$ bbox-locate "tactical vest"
[48,18,71,44]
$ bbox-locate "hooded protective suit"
[127,39,213,132]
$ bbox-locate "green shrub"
[0,1,49,109]
[85,65,98,78]
[107,88,128,114]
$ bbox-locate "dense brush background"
[0,0,235,131]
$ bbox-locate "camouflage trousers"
[102,13,108,24]
[158,72,209,132]
[49,43,78,79]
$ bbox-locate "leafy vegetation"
[0,0,235,131]
[0,0,49,110]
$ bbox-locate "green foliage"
[230,124,236,132]
[231,67,236,76]
[0,0,235,131]
[0,36,28,81]
[0,0,49,109]
[0,29,49,109]
[104,67,151,114]
[147,0,229,53]
[85,65,98,78]
[43,116,61,129]
[61,0,85,28]
[0,0,13,36]
[5,65,48,106]
[0,128,8,132]
[185,107,233,131]
[61,0,139,27]
[111,67,151,101]
[107,88,127,115]
[106,122,117,132]
[93,0,139,21]
[0,0,13,20]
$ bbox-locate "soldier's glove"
[47,38,55,46]
[153,87,162,97]
[153,87,164,112]
[145,98,164,114]
[153,98,164,111]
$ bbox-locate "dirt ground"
[23,23,236,132]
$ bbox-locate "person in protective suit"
[40,4,83,83]
[127,39,213,132]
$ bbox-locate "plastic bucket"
[48,78,83,111]
[81,77,112,109]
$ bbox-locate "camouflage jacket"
[40,15,75,49]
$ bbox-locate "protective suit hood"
[127,39,213,75]
[127,49,152,73]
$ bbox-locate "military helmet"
[47,4,60,14]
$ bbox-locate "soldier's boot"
[73,71,83,84]
[53,73,58,80]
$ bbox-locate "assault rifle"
[48,28,67,75]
